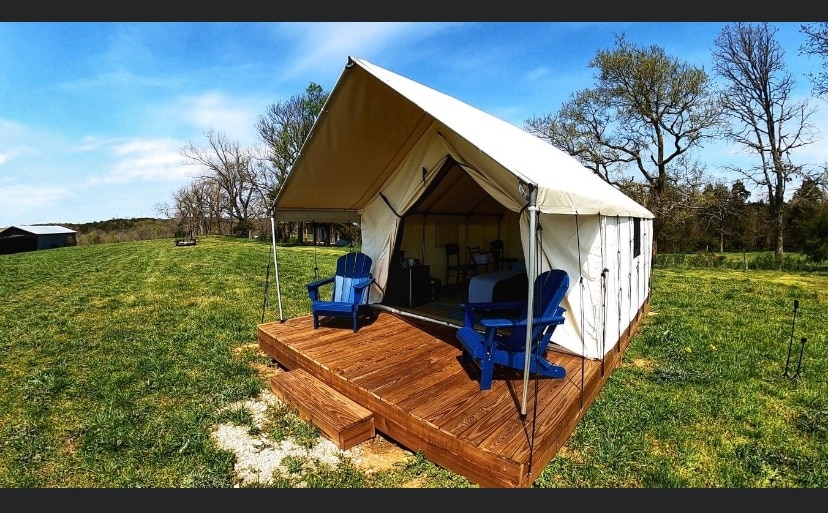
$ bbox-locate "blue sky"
[1,21,826,227]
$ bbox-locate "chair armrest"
[459,300,526,328]
[460,300,525,311]
[306,276,335,302]
[480,314,565,329]
[352,278,374,291]
[352,277,374,304]
[479,317,522,329]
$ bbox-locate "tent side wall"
[595,215,652,358]
[527,213,652,360]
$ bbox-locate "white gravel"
[210,388,361,487]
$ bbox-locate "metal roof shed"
[0,225,78,254]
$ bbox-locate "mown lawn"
[539,267,827,487]
[1,237,826,487]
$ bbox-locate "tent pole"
[521,184,538,417]
[270,210,285,322]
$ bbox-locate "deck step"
[270,368,375,450]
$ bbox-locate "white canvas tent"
[272,56,654,375]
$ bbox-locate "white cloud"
[154,91,264,147]
[185,92,258,139]
[524,67,550,82]
[58,70,181,93]
[84,137,193,185]
[0,119,39,167]
[275,22,461,80]
[0,183,73,223]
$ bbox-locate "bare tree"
[165,83,329,242]
[800,22,828,99]
[154,200,175,220]
[172,179,212,237]
[180,130,266,238]
[200,178,225,235]
[526,88,631,186]
[526,34,722,253]
[713,22,817,259]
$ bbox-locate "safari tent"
[271,56,654,365]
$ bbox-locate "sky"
[1,21,826,227]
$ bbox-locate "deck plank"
[346,322,458,389]
[375,348,466,400]
[404,370,481,420]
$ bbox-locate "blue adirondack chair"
[307,252,374,332]
[456,269,569,390]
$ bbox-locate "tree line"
[156,22,828,262]
[65,217,177,245]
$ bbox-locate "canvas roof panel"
[273,56,654,221]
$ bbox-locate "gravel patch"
[210,388,362,487]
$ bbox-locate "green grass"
[1,237,826,487]
[654,250,827,271]
[537,268,828,487]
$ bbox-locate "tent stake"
[783,299,799,377]
[792,337,806,380]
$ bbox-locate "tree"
[255,82,329,207]
[525,34,722,253]
[712,22,817,259]
[172,179,217,237]
[800,22,828,99]
[787,176,828,262]
[526,88,629,186]
[180,130,266,238]
[699,180,750,252]
[255,82,330,243]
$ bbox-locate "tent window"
[633,218,641,258]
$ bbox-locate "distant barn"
[0,225,78,255]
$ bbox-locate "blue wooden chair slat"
[456,269,569,390]
[307,252,374,332]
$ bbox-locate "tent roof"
[273,56,654,222]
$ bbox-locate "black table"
[385,264,432,307]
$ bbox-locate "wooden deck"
[257,300,647,488]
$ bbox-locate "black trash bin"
[429,277,442,301]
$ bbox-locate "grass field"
[1,236,826,487]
